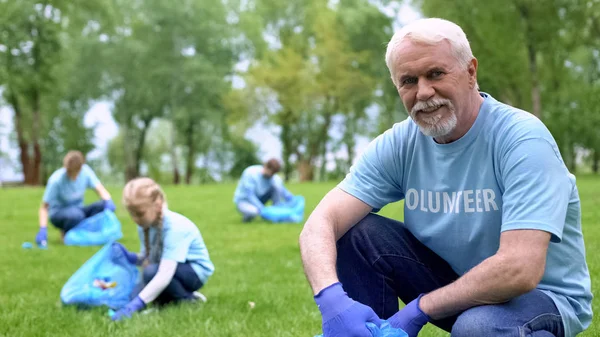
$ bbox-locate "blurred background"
[1,0,598,186]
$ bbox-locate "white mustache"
[411,98,452,115]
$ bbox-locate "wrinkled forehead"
[392,39,458,74]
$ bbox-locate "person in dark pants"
[35,150,116,246]
[299,18,592,337]
[111,177,214,321]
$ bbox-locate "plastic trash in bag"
[314,321,408,337]
[64,210,123,246]
[260,195,305,223]
[60,242,139,310]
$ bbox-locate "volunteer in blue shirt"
[299,18,592,337]
[35,150,116,246]
[233,158,294,222]
[111,177,214,321]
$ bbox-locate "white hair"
[385,18,475,86]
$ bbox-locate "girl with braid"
[111,177,214,321]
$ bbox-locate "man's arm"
[242,179,264,210]
[95,183,112,200]
[419,229,551,319]
[38,202,49,228]
[299,187,373,295]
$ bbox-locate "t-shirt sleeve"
[500,138,572,242]
[161,228,193,263]
[337,128,405,211]
[83,165,100,189]
[42,179,58,204]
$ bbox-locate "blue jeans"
[336,213,564,337]
[142,263,203,306]
[49,201,105,232]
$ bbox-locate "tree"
[0,0,113,185]
[415,0,595,170]
[241,0,392,181]
[102,0,236,183]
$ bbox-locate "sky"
[0,2,421,182]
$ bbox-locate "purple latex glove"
[388,294,430,337]
[315,282,382,337]
[111,242,138,265]
[103,199,116,212]
[111,296,146,321]
[35,227,48,247]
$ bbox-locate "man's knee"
[337,213,400,254]
[237,202,260,217]
[451,306,504,337]
[143,264,160,284]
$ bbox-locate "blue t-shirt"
[137,209,215,284]
[339,93,592,336]
[233,165,292,208]
[42,164,101,217]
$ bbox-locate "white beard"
[410,98,457,138]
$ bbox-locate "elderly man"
[233,158,294,222]
[299,18,592,337]
[35,150,115,247]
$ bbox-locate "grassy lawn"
[0,176,598,336]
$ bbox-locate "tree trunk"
[132,118,152,179]
[169,121,180,184]
[344,115,356,169]
[297,159,314,182]
[123,124,138,182]
[173,166,181,184]
[31,87,42,185]
[27,16,43,185]
[306,109,333,182]
[6,45,34,185]
[518,3,542,119]
[185,122,195,184]
[319,142,327,182]
[8,90,31,185]
[281,123,293,182]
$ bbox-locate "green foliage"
[237,0,393,180]
[2,0,599,181]
[0,0,116,183]
[415,0,599,170]
[99,0,238,181]
[227,137,261,179]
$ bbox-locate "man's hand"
[315,282,382,337]
[35,227,48,247]
[388,294,430,337]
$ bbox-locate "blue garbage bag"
[64,210,123,246]
[60,242,139,310]
[260,195,305,223]
[315,321,408,337]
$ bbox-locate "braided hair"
[122,177,167,265]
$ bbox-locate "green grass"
[0,177,598,336]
